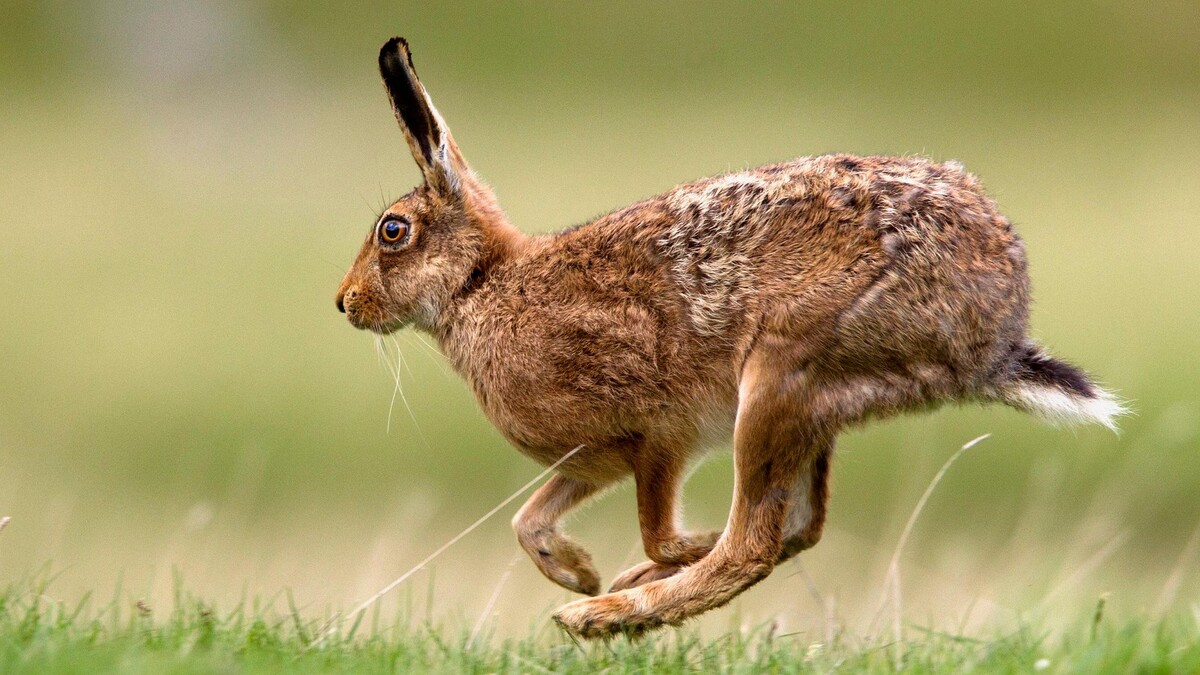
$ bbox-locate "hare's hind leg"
[609,451,721,593]
[554,351,820,637]
[608,438,829,593]
[778,438,833,562]
[513,474,607,596]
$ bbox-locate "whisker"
[379,337,433,452]
[373,335,387,371]
[408,332,450,376]
[373,336,400,428]
[392,340,433,452]
[383,312,449,376]
[379,339,403,435]
[319,256,347,273]
[391,335,417,381]
[359,192,377,216]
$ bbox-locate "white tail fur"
[1000,382,1128,432]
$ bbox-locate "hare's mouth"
[345,310,407,334]
[368,319,408,335]
[360,318,407,335]
[369,312,414,335]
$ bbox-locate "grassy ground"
[3,580,1198,674]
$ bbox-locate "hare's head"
[337,38,510,333]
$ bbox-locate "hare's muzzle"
[336,285,400,333]
[336,285,365,326]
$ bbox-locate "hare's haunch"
[336,37,1125,639]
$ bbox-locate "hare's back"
[752,155,1031,387]
[603,155,1021,335]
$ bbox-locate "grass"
[6,435,1194,674]
[2,578,1198,674]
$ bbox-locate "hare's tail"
[992,341,1128,432]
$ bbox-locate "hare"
[336,38,1125,639]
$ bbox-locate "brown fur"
[336,38,1120,639]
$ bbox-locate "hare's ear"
[378,37,464,194]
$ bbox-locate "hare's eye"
[379,218,409,244]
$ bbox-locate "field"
[3,577,1199,673]
[1,1,1198,671]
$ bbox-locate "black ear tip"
[379,36,410,64]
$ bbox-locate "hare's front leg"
[609,454,719,592]
[554,351,828,638]
[513,474,606,596]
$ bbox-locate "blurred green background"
[1,1,1198,637]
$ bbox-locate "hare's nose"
[338,287,361,314]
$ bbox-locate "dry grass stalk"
[1153,520,1200,619]
[870,434,991,655]
[467,554,520,649]
[310,445,584,648]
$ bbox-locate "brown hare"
[336,38,1124,639]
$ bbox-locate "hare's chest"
[462,360,636,480]
[444,307,666,449]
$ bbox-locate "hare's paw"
[607,530,717,592]
[552,591,661,640]
[519,530,601,596]
[608,560,684,592]
[651,531,721,564]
